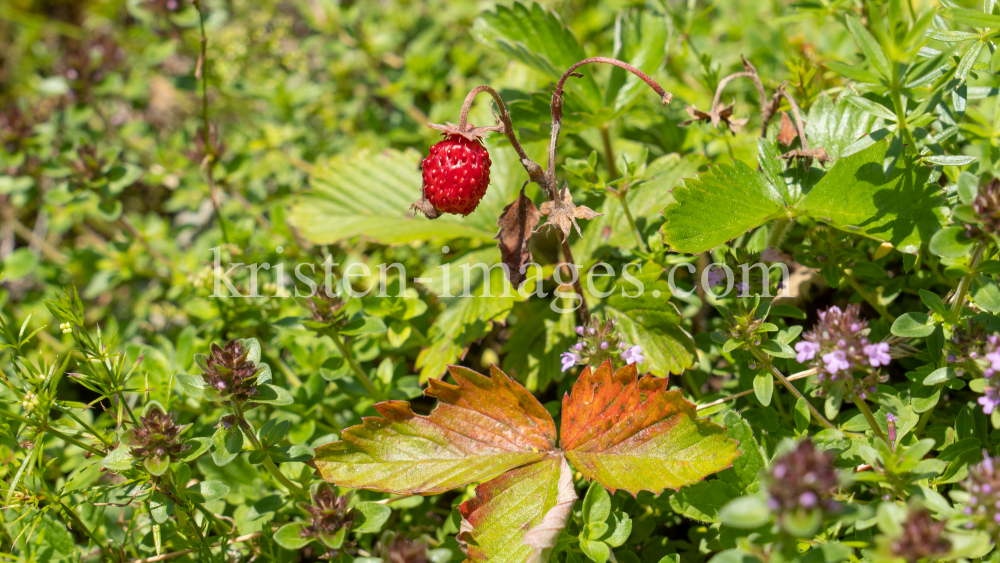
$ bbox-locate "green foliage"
[4,0,1000,561]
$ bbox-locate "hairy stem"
[778,84,809,151]
[57,499,114,561]
[548,57,672,182]
[843,272,896,323]
[950,239,989,324]
[559,239,591,323]
[617,192,648,252]
[853,395,891,446]
[191,0,231,244]
[328,328,384,402]
[233,403,307,498]
[750,348,836,429]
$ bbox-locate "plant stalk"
[852,395,891,446]
[750,348,836,429]
[233,403,307,498]
[950,239,988,324]
[328,328,384,402]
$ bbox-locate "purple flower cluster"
[299,483,358,552]
[766,440,839,515]
[201,340,260,402]
[891,509,951,562]
[794,305,888,400]
[962,453,1000,533]
[124,405,191,463]
[560,317,643,373]
[967,177,1000,236]
[973,334,1000,415]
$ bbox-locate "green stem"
[767,218,791,250]
[0,411,105,456]
[843,272,896,323]
[950,239,988,324]
[616,192,648,252]
[890,89,918,155]
[914,404,935,436]
[328,328,383,402]
[233,403,307,498]
[53,403,113,446]
[682,370,702,400]
[57,499,114,561]
[600,123,619,180]
[853,395,891,446]
[750,348,836,430]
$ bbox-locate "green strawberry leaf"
[660,159,786,254]
[798,141,941,254]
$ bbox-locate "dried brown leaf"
[777,112,798,147]
[538,186,601,239]
[495,185,540,287]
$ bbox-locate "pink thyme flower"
[620,345,644,366]
[560,351,581,372]
[822,350,851,374]
[863,342,892,367]
[795,341,821,363]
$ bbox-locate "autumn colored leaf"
[561,361,740,495]
[316,360,739,562]
[314,365,556,494]
[459,454,574,563]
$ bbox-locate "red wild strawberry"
[411,123,491,218]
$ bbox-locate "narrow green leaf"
[947,7,1000,29]
[846,15,892,78]
[844,95,897,121]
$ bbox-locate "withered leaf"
[780,147,831,165]
[539,186,601,239]
[495,185,541,287]
[678,100,748,135]
[777,112,798,146]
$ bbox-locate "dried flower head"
[124,404,190,462]
[201,339,260,402]
[963,453,1000,534]
[386,536,429,563]
[891,508,951,562]
[766,440,839,515]
[967,178,1000,236]
[298,483,358,553]
[795,305,887,400]
[305,289,347,325]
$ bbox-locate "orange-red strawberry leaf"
[561,360,740,496]
[314,364,556,495]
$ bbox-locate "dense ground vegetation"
[4,0,1000,561]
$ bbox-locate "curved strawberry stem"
[455,85,552,196]
[547,57,673,180]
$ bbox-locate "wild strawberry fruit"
[412,123,491,219]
